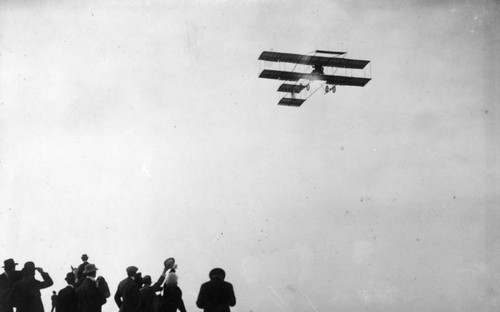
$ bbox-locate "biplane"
[258,50,371,107]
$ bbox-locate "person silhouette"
[51,290,58,312]
[159,269,186,312]
[196,268,236,312]
[114,266,142,312]
[0,259,23,312]
[7,261,53,312]
[57,272,80,312]
[75,264,107,312]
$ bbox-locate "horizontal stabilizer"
[278,98,305,107]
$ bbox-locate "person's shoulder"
[13,271,23,277]
[58,287,68,295]
[200,280,212,287]
[122,277,137,288]
[222,281,234,288]
[78,278,91,288]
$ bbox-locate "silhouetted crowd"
[0,255,236,312]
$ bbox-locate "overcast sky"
[1,1,499,312]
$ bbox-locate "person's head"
[142,275,152,286]
[81,254,89,262]
[135,272,143,287]
[209,268,225,281]
[53,291,56,295]
[83,263,98,277]
[65,272,76,285]
[22,261,36,277]
[126,266,139,278]
[2,258,18,273]
[165,272,178,285]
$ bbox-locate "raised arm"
[36,268,54,289]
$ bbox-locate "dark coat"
[159,285,186,312]
[196,279,236,312]
[6,272,54,312]
[114,277,142,312]
[75,278,106,312]
[76,262,88,286]
[57,285,80,312]
[0,271,23,312]
[140,275,165,312]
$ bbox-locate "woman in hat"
[159,270,187,312]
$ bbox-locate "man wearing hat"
[6,261,53,312]
[76,254,89,285]
[114,266,143,312]
[196,268,236,312]
[57,272,80,312]
[0,259,22,312]
[75,263,106,312]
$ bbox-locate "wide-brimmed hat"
[83,263,98,274]
[209,268,225,280]
[164,258,175,270]
[2,258,18,269]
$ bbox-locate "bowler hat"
[2,258,18,268]
[83,263,98,274]
[81,254,89,261]
[22,261,36,273]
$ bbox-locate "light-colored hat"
[83,263,98,274]
[165,272,178,285]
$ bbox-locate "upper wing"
[258,51,370,69]
[259,70,371,87]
